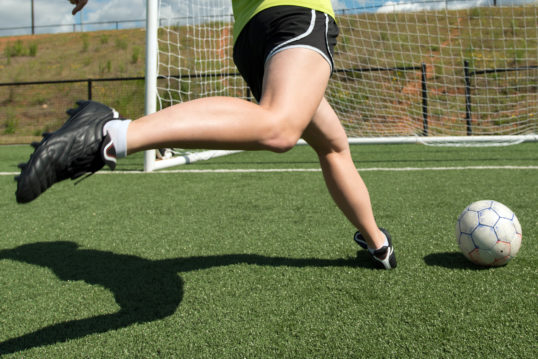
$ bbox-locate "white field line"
[2,165,538,176]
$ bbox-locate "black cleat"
[354,228,397,269]
[15,100,120,203]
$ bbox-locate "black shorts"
[233,5,339,102]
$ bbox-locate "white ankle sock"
[104,119,131,158]
[368,232,389,253]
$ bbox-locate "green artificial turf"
[0,143,536,358]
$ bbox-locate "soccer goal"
[144,0,538,171]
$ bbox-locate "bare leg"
[124,47,384,248]
[302,98,386,249]
[126,48,330,154]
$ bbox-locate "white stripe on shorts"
[265,10,333,72]
[324,13,334,69]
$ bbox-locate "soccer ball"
[455,200,522,266]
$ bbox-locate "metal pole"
[87,79,92,100]
[464,60,473,136]
[31,0,35,35]
[421,63,429,136]
[144,0,158,172]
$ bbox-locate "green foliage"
[3,115,18,134]
[81,33,90,53]
[102,79,145,115]
[379,31,389,42]
[469,7,481,19]
[100,34,109,44]
[33,96,47,106]
[4,40,38,59]
[130,46,141,64]
[98,60,112,74]
[115,38,128,50]
[5,40,24,57]
[28,43,38,57]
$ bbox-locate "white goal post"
[144,0,537,171]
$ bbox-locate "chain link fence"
[0,78,145,144]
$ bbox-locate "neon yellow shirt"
[232,0,335,41]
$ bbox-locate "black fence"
[0,19,146,37]
[0,77,146,144]
[1,62,535,143]
[464,61,538,136]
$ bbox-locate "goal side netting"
[144,0,537,171]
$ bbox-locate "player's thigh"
[259,47,331,133]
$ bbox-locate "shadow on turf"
[0,241,373,355]
[423,251,491,270]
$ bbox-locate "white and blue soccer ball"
[456,200,522,266]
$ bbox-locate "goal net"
[144,0,538,170]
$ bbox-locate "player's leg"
[125,47,330,154]
[125,7,333,155]
[15,6,333,203]
[15,48,331,203]
[302,98,396,268]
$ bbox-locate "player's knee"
[261,116,301,153]
[266,135,298,153]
